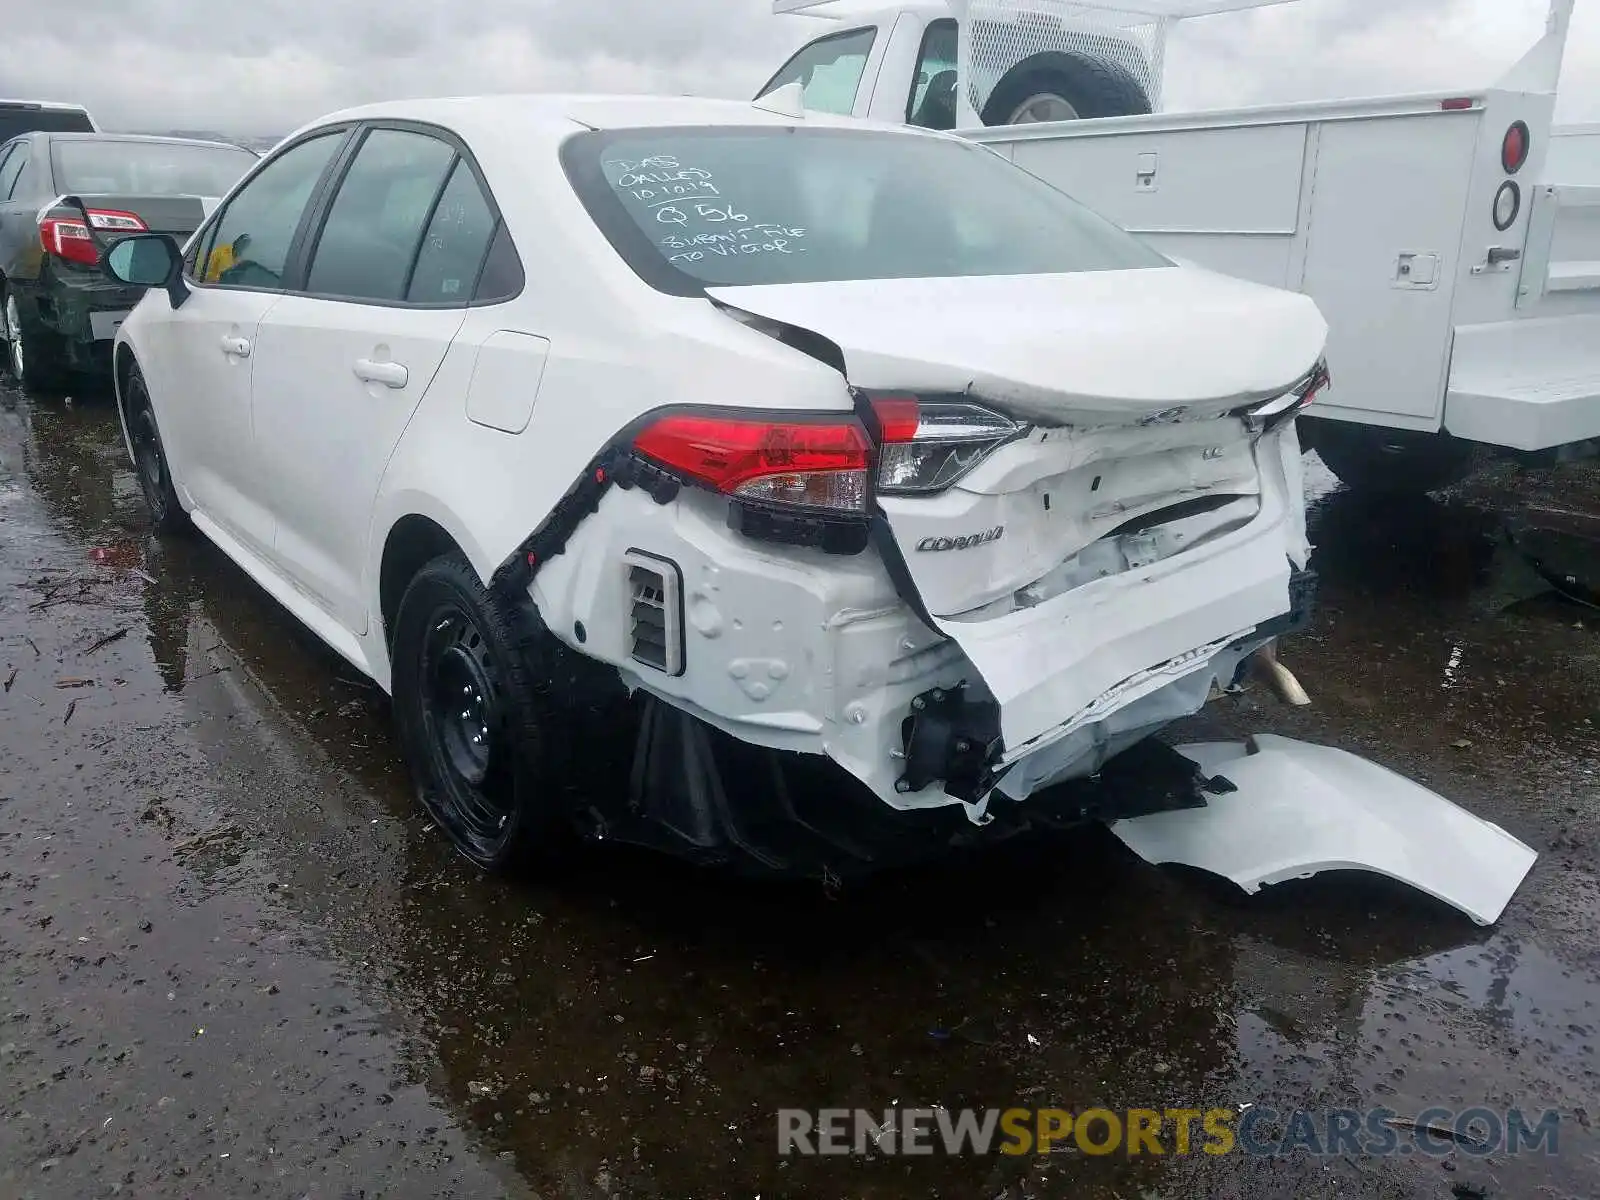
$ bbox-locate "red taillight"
[1502,121,1531,174]
[870,396,922,443]
[1440,97,1477,111]
[39,209,146,266]
[633,413,871,512]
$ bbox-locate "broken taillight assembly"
[1242,358,1330,434]
[39,209,146,266]
[869,395,1021,495]
[632,412,872,513]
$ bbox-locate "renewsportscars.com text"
[777,1106,1563,1158]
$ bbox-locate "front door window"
[755,26,878,116]
[907,19,960,130]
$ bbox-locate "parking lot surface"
[2,380,1598,1199]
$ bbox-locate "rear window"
[51,139,257,198]
[0,106,92,141]
[563,126,1168,296]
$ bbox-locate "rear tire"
[123,365,190,534]
[981,52,1152,125]
[2,284,69,392]
[1307,420,1482,495]
[390,554,570,873]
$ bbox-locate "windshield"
[564,127,1168,296]
[51,139,257,197]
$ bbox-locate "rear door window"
[405,158,496,304]
[196,131,345,289]
[755,26,878,116]
[304,127,457,303]
[0,144,23,198]
[7,155,33,201]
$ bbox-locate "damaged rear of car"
[492,120,1329,873]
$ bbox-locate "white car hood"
[707,266,1328,423]
[1110,736,1538,926]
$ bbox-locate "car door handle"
[220,335,252,359]
[353,358,408,389]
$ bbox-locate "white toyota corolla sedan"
[103,92,1328,877]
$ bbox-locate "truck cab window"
[908,19,960,130]
[755,26,878,117]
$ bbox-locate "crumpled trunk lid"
[706,266,1328,424]
[711,265,1326,755]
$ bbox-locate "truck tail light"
[869,395,1020,495]
[632,412,871,513]
[1502,121,1531,174]
[39,209,147,266]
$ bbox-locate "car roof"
[39,131,253,153]
[294,93,945,150]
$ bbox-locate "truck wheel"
[981,52,1152,124]
[123,365,190,534]
[1307,420,1481,495]
[2,285,68,392]
[390,553,570,873]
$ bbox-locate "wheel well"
[380,515,464,646]
[114,344,138,406]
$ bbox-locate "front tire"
[390,554,568,872]
[2,284,69,392]
[123,365,190,533]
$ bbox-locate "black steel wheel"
[391,554,567,871]
[124,366,189,533]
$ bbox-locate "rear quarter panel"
[368,129,858,618]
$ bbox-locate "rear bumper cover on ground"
[1110,734,1538,926]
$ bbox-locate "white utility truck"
[759,0,1600,491]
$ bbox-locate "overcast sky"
[2,0,1595,137]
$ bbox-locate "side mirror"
[104,233,190,309]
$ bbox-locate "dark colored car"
[0,132,258,388]
[0,99,95,142]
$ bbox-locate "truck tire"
[981,52,1152,124]
[2,283,68,393]
[1305,419,1481,495]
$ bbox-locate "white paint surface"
[1111,735,1539,926]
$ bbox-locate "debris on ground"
[84,627,130,654]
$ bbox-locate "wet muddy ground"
[2,377,1599,1200]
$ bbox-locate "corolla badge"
[917,526,1005,553]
